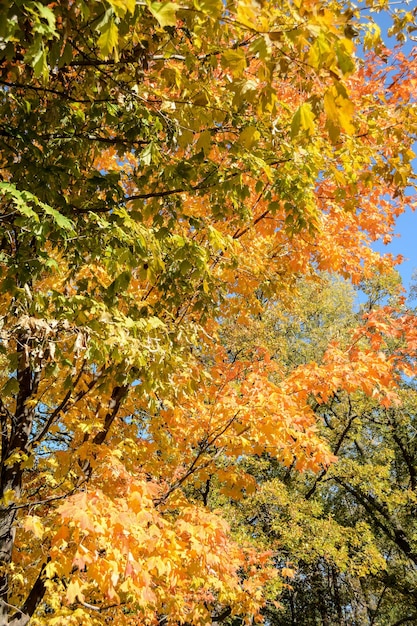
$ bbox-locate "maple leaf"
[0,1,416,624]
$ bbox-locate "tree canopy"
[220,272,417,625]
[0,0,417,624]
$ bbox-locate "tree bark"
[0,332,38,624]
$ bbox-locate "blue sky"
[366,5,417,296]
[374,208,417,295]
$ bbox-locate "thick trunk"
[0,324,127,623]
[0,500,19,624]
[0,332,37,624]
[8,561,49,626]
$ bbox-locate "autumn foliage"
[0,0,417,624]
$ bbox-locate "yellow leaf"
[195,0,223,18]
[45,561,59,579]
[239,126,261,149]
[149,2,179,27]
[221,49,247,77]
[23,515,45,540]
[107,0,136,16]
[337,97,355,134]
[4,451,28,467]
[2,489,15,506]
[66,578,85,604]
[196,130,211,156]
[98,20,119,58]
[291,103,316,137]
[324,87,355,135]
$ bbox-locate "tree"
[220,272,417,626]
[0,0,416,624]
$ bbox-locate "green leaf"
[149,2,179,27]
[221,49,247,78]
[32,44,48,80]
[40,204,75,232]
[0,183,74,232]
[107,270,132,298]
[45,258,60,271]
[249,36,271,61]
[107,0,136,16]
[2,377,19,397]
[336,41,355,75]
[0,184,38,220]
[239,126,261,149]
[98,20,119,58]
[194,0,223,18]
[32,2,57,33]
[196,130,211,156]
[58,42,74,68]
[180,259,192,274]
[308,34,331,71]
[140,142,161,165]
[291,103,316,138]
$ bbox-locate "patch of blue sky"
[354,2,417,299]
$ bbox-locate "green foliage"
[0,0,416,624]
[220,273,417,625]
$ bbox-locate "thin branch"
[0,127,149,148]
[92,385,129,446]
[31,360,88,446]
[0,80,114,104]
[333,476,417,565]
[305,408,358,500]
[76,599,122,612]
[369,584,387,626]
[156,411,242,505]
[6,489,78,512]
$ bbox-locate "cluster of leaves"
[0,0,416,624]
[218,273,417,626]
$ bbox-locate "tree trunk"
[0,332,37,624]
